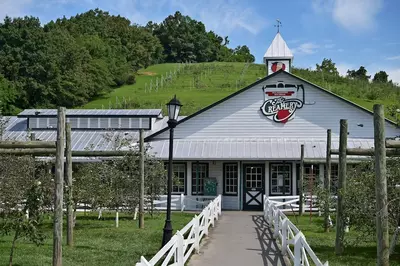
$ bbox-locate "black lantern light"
[161,95,182,247]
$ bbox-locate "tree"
[341,159,400,244]
[346,66,371,81]
[0,156,53,266]
[373,71,389,83]
[316,58,339,76]
[231,45,255,63]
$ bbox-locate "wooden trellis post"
[324,129,331,232]
[335,119,347,255]
[156,77,159,92]
[139,129,145,229]
[66,123,73,247]
[299,144,304,215]
[161,75,164,89]
[53,107,66,266]
[374,104,389,266]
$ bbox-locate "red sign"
[266,91,295,97]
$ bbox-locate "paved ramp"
[188,211,287,266]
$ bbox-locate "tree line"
[316,58,394,84]
[0,9,255,115]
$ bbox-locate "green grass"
[0,212,194,266]
[290,215,400,266]
[83,62,265,115]
[82,62,400,120]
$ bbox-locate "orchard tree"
[341,158,400,244]
[347,66,371,81]
[373,71,389,83]
[0,156,53,266]
[316,58,339,76]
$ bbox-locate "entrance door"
[243,164,265,211]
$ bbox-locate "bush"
[126,74,136,85]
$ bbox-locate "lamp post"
[162,95,182,247]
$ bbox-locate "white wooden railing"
[132,195,217,219]
[135,195,222,266]
[267,195,337,213]
[264,195,329,266]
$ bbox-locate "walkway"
[188,211,288,266]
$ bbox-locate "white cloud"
[292,42,319,55]
[0,0,32,19]
[0,0,268,35]
[312,0,383,32]
[387,69,400,84]
[336,63,354,76]
[288,39,301,44]
[324,43,335,49]
[170,0,268,35]
[337,48,344,52]
[386,55,400,61]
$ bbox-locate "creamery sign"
[260,83,305,123]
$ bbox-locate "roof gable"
[145,70,398,141]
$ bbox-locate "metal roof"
[2,117,374,160]
[18,109,162,117]
[147,138,374,160]
[2,116,186,152]
[263,33,293,60]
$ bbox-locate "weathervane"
[274,19,282,33]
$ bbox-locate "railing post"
[204,208,209,236]
[282,218,288,255]
[273,209,279,239]
[194,215,200,253]
[210,202,215,227]
[218,195,222,215]
[180,194,185,212]
[294,232,303,266]
[176,231,184,266]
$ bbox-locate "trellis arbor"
[0,107,150,266]
[324,104,400,266]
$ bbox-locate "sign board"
[260,82,305,123]
[267,60,290,75]
[204,178,217,196]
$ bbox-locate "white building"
[143,32,400,210]
[3,32,399,211]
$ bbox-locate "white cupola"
[263,32,293,76]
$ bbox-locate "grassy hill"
[83,62,400,121]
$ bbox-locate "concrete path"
[188,211,288,266]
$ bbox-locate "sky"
[1,0,400,83]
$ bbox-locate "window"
[165,163,186,194]
[192,163,208,195]
[271,164,291,195]
[224,163,238,195]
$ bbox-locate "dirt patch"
[139,71,157,76]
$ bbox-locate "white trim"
[187,162,192,195]
[265,161,270,197]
